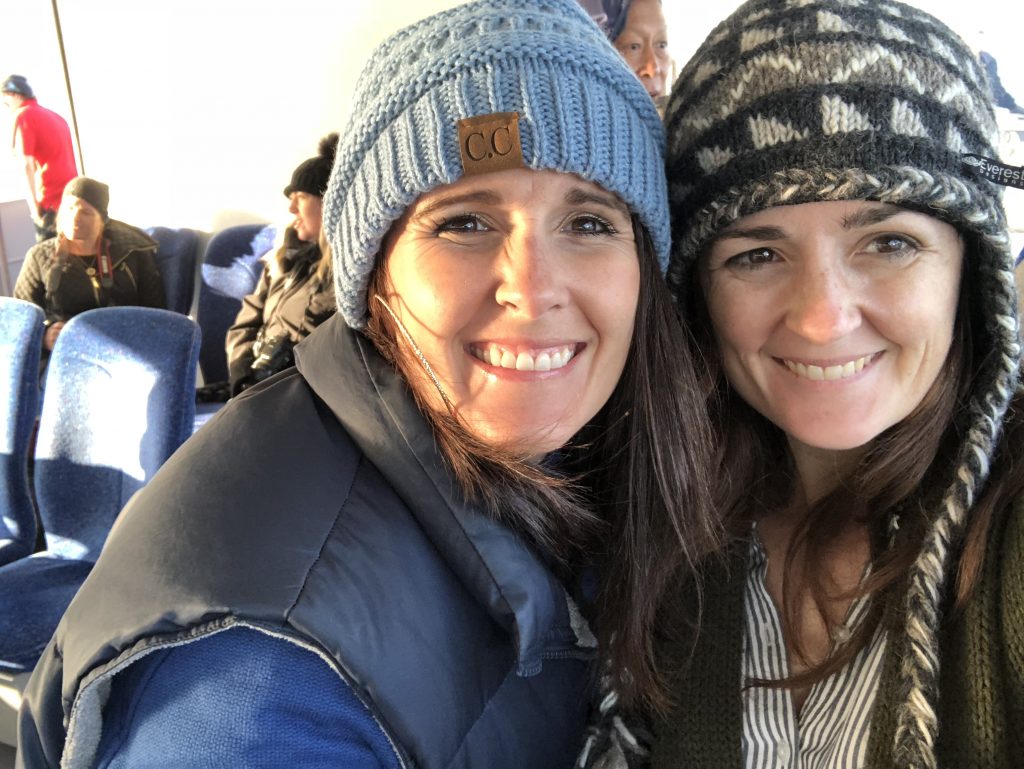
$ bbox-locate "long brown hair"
[266,224,332,284]
[366,214,721,714]
[685,233,1024,688]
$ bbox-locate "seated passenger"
[14,176,165,359]
[16,1,719,766]
[224,135,338,397]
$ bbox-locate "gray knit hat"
[63,176,110,221]
[664,1,1020,767]
[323,0,668,328]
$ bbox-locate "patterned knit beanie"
[323,0,668,328]
[664,1,1020,767]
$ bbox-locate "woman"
[580,1,1023,768]
[223,134,338,397]
[16,1,718,767]
[14,175,165,357]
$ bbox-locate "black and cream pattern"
[664,0,1003,278]
[657,2,1021,769]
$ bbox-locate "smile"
[469,343,579,372]
[781,353,879,381]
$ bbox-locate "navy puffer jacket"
[17,315,595,769]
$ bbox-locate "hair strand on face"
[372,293,454,413]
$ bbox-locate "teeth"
[471,345,576,371]
[515,352,534,371]
[783,354,875,381]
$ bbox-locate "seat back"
[0,298,44,565]
[34,307,201,561]
[195,223,276,383]
[146,226,203,315]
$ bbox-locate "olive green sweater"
[651,495,1024,769]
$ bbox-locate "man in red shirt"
[2,75,77,241]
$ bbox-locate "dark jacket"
[224,240,335,393]
[17,315,595,769]
[650,494,1024,769]
[14,220,165,324]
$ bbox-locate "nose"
[636,45,663,81]
[288,196,299,215]
[494,230,568,318]
[785,263,861,345]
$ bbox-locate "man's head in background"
[582,0,671,102]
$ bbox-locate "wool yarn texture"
[322,0,668,328]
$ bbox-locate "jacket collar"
[103,220,158,262]
[295,315,581,675]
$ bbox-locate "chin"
[785,422,881,452]
[473,420,575,458]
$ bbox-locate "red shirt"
[12,98,77,212]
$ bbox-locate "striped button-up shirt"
[742,533,887,769]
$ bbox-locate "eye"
[435,214,491,235]
[724,246,779,270]
[566,214,618,236]
[865,233,920,259]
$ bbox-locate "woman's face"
[59,194,104,245]
[701,200,964,454]
[380,167,640,457]
[289,191,323,242]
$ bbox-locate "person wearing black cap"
[14,176,165,361]
[221,134,338,397]
[1,74,77,241]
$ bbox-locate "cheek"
[591,258,640,346]
[704,281,754,354]
[386,251,485,346]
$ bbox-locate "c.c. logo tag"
[457,112,524,176]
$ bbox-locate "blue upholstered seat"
[195,223,276,384]
[0,306,201,672]
[0,298,44,567]
[146,226,203,315]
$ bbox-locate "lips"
[469,343,579,372]
[780,352,880,381]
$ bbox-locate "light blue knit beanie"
[324,0,668,328]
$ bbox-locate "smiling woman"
[702,201,964,466]
[580,0,1024,768]
[374,169,640,456]
[16,2,720,767]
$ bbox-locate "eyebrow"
[415,190,503,219]
[714,204,907,243]
[714,224,788,242]
[840,204,902,229]
[564,187,631,216]
[415,185,630,219]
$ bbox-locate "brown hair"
[366,214,721,714]
[685,235,1024,688]
[266,225,332,285]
